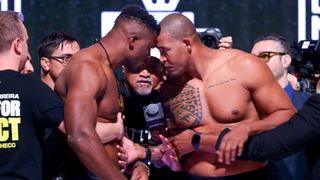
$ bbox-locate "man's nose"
[139,69,150,77]
[27,62,34,73]
[160,55,167,63]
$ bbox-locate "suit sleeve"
[238,94,320,161]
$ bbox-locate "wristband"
[192,132,201,150]
[144,146,152,164]
[215,128,231,150]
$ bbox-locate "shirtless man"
[157,13,295,179]
[55,5,159,179]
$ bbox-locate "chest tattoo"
[208,78,236,88]
[162,83,202,130]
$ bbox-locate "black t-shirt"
[0,70,64,180]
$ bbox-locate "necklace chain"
[97,41,124,112]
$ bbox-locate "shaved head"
[160,13,197,40]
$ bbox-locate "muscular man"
[0,11,64,180]
[39,32,129,179]
[251,34,310,179]
[55,5,159,179]
[157,13,295,179]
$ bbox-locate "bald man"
[157,13,295,179]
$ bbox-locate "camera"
[198,28,223,49]
[143,103,166,130]
[291,40,320,93]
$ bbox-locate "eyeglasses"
[256,51,287,62]
[46,55,73,65]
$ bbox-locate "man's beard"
[134,87,152,96]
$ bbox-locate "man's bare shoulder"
[55,46,108,94]
[218,49,269,75]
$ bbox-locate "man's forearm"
[246,109,295,135]
[198,133,219,153]
[67,131,126,180]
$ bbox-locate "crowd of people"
[0,4,320,180]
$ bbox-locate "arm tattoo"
[162,82,202,133]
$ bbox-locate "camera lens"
[199,28,222,49]
[201,35,219,49]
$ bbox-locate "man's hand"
[218,36,233,49]
[121,136,146,164]
[169,129,196,157]
[130,161,149,180]
[217,123,251,164]
[116,144,128,172]
[159,135,183,171]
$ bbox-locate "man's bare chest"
[162,79,253,130]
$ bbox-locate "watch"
[192,132,201,150]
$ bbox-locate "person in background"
[251,33,310,180]
[0,11,64,180]
[39,31,80,89]
[38,32,81,179]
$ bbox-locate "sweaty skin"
[161,49,295,176]
[55,44,125,179]
[157,13,295,177]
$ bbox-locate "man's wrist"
[191,132,201,150]
[144,146,152,164]
[136,144,147,160]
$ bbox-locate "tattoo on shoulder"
[162,83,202,130]
[208,78,236,88]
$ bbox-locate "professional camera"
[143,102,166,130]
[198,28,223,49]
[291,40,320,93]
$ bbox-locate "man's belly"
[184,150,266,177]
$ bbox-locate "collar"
[284,83,294,100]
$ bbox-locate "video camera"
[198,28,223,49]
[291,40,320,93]
[291,40,320,78]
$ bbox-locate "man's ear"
[129,35,137,50]
[13,38,22,55]
[281,54,292,68]
[183,38,192,53]
[40,57,50,71]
